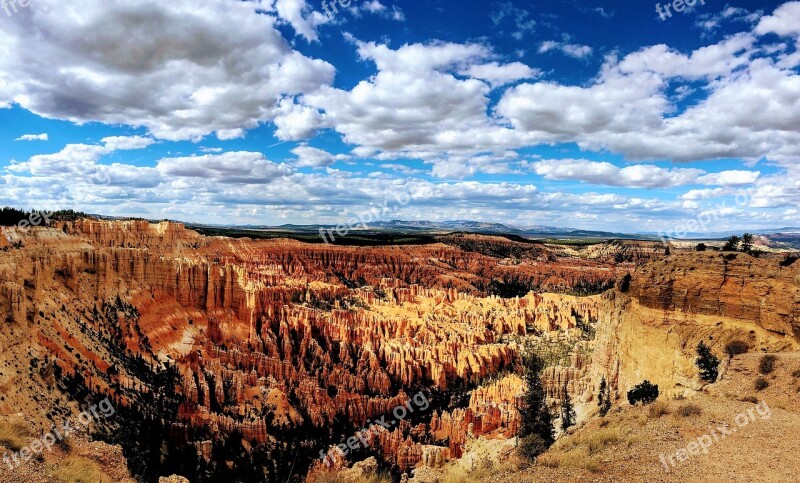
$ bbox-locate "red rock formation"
[0,221,618,480]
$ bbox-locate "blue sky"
[0,0,799,233]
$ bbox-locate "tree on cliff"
[627,380,659,405]
[560,382,576,432]
[518,353,555,459]
[597,376,612,416]
[696,341,720,383]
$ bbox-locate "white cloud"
[459,62,541,87]
[156,152,292,184]
[0,0,334,141]
[696,170,761,186]
[270,0,331,42]
[538,41,593,59]
[530,159,759,189]
[9,136,154,177]
[302,41,509,155]
[362,0,386,13]
[15,133,48,141]
[291,144,346,168]
[756,1,800,37]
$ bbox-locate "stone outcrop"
[590,252,800,401]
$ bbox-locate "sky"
[0,0,799,233]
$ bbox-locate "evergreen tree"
[741,233,754,253]
[518,353,554,459]
[722,235,740,252]
[696,341,720,383]
[560,382,576,431]
[627,381,659,405]
[597,376,612,416]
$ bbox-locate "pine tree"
[742,233,754,253]
[722,235,740,252]
[560,382,576,431]
[598,377,612,416]
[518,353,554,459]
[696,341,720,383]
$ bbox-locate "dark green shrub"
[754,377,769,391]
[597,377,612,417]
[759,355,776,375]
[619,273,632,293]
[725,340,749,358]
[627,380,659,405]
[696,342,720,383]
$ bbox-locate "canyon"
[0,220,797,482]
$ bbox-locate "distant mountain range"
[98,214,800,246]
[217,219,649,240]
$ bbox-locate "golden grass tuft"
[539,426,622,473]
[51,456,113,483]
[0,420,32,452]
[676,403,702,417]
[648,400,671,418]
[539,446,601,472]
[314,471,392,483]
[441,457,517,483]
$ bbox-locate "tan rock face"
[590,252,800,401]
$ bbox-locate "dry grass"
[539,446,601,473]
[441,458,517,483]
[314,472,392,483]
[539,427,622,473]
[676,403,702,417]
[51,456,113,483]
[648,400,671,418]
[0,420,32,452]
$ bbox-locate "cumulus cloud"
[538,41,593,59]
[530,159,760,188]
[15,133,48,141]
[9,136,154,177]
[291,144,348,168]
[301,40,509,154]
[352,0,405,21]
[0,0,334,141]
[269,0,331,42]
[756,1,800,37]
[458,62,541,87]
[156,152,292,184]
